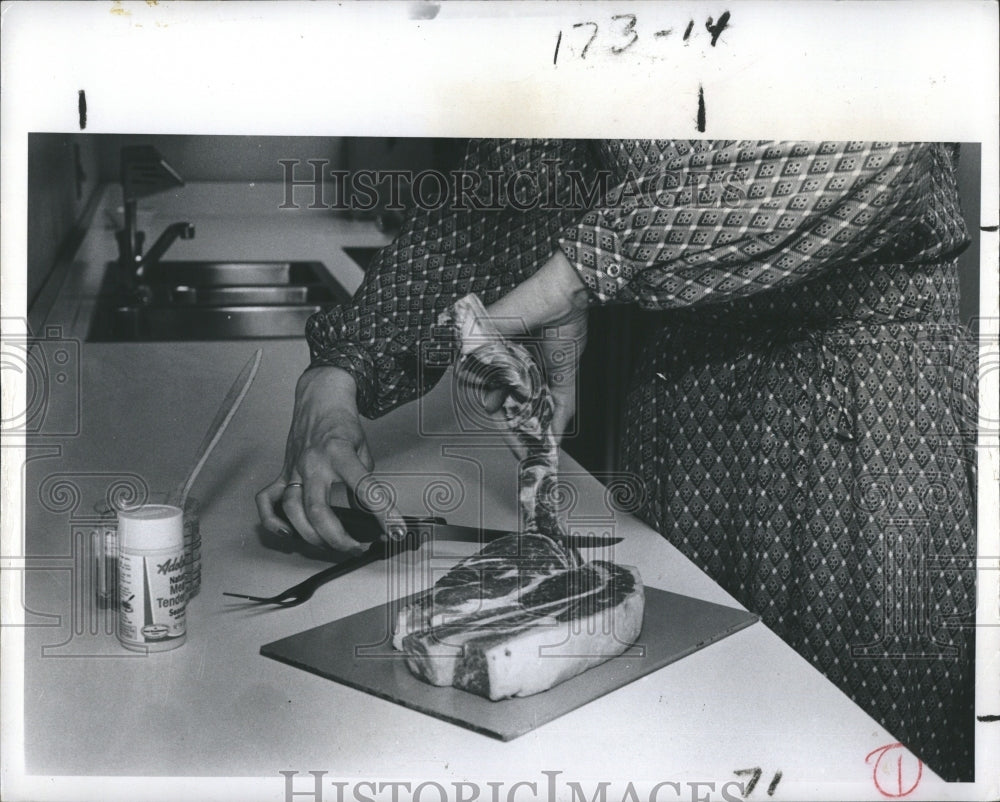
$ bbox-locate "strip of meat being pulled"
[394,294,643,700]
[445,293,571,546]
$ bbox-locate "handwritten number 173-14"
[553,11,730,63]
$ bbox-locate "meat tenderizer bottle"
[116,504,187,652]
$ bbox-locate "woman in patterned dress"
[257,140,977,781]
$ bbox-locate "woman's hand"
[255,366,402,551]
[537,306,588,439]
[487,250,589,440]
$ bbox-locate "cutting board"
[261,588,759,741]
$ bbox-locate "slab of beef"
[393,533,644,700]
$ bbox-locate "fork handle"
[294,533,423,596]
[296,541,389,592]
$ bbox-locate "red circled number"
[865,742,923,798]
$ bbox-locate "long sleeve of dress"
[306,139,597,419]
[557,141,968,307]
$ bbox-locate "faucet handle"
[114,228,145,264]
[115,229,131,265]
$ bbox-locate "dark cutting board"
[261,587,758,741]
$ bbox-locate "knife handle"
[274,502,445,543]
[325,505,446,543]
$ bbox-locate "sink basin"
[142,261,332,286]
[88,260,350,341]
[105,305,329,341]
[162,284,333,306]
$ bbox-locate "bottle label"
[117,548,187,647]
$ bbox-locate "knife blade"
[274,502,443,541]
[328,506,623,548]
[231,506,623,608]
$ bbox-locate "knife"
[327,505,624,549]
[276,503,623,548]
[226,506,622,607]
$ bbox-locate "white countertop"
[10,182,970,801]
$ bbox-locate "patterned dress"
[307,140,977,781]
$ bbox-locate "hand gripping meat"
[393,294,644,700]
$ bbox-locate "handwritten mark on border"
[865,743,923,798]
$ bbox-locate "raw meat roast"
[393,532,644,700]
[392,295,644,700]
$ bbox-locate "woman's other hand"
[538,306,587,439]
[255,367,403,551]
[487,249,590,441]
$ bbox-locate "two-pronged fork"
[223,531,424,608]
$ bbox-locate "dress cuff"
[557,215,632,303]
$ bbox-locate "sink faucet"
[115,146,194,285]
[137,221,196,276]
[116,208,196,281]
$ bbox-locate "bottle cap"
[117,504,183,551]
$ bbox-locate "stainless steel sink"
[106,305,328,340]
[88,260,350,341]
[142,261,332,287]
[163,284,332,306]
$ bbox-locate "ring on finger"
[285,482,304,490]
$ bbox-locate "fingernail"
[277,527,291,537]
